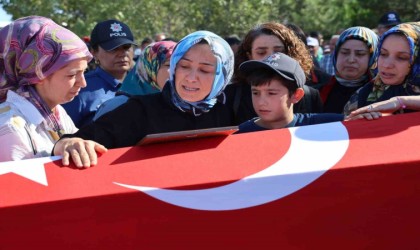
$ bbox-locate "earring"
[95,59,100,65]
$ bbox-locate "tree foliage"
[1,0,419,42]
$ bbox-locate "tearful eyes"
[380,52,410,61]
[178,64,214,74]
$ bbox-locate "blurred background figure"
[140,37,153,51]
[62,19,136,128]
[309,31,324,63]
[82,35,97,72]
[224,34,242,54]
[285,22,332,91]
[154,32,166,42]
[377,11,401,36]
[133,37,153,61]
[307,36,321,66]
[320,35,340,75]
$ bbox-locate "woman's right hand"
[53,138,108,168]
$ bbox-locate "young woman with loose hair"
[225,22,322,124]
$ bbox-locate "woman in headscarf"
[52,30,235,167]
[319,26,379,114]
[93,41,176,119]
[0,16,92,161]
[344,22,420,115]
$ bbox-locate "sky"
[0,6,12,21]
[0,6,12,27]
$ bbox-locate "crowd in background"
[1,10,420,164]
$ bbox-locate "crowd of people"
[1,11,419,165]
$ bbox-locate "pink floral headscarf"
[0,16,92,136]
[0,15,92,102]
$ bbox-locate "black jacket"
[63,92,234,149]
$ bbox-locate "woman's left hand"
[345,111,383,121]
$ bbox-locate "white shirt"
[0,91,77,162]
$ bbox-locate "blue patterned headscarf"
[369,22,420,100]
[333,26,379,77]
[166,30,234,116]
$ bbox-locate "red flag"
[1,112,420,249]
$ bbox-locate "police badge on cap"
[378,11,401,27]
[90,19,136,51]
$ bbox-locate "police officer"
[62,19,136,127]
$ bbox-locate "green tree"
[1,0,419,42]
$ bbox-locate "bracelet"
[396,97,406,109]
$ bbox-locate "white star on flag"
[0,156,61,186]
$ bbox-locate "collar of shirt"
[6,91,44,126]
[92,67,122,88]
[285,114,298,128]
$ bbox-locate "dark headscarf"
[333,26,379,80]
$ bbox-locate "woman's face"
[378,34,411,85]
[156,58,170,90]
[175,43,216,102]
[93,44,134,80]
[248,34,285,60]
[36,58,88,109]
[335,39,370,80]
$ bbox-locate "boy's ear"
[291,88,305,103]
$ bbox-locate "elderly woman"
[53,30,235,168]
[0,16,92,161]
[318,26,379,114]
[344,22,420,115]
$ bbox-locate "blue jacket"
[62,67,121,128]
[236,113,344,134]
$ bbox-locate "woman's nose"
[381,57,393,68]
[185,69,198,82]
[348,52,356,62]
[78,74,87,88]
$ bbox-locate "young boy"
[236,52,345,134]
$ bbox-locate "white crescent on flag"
[114,121,349,211]
[2,112,420,249]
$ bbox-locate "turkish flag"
[1,112,420,249]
